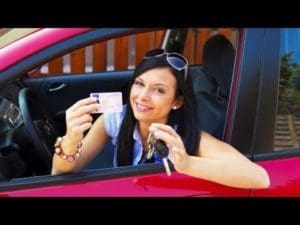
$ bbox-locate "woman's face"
[130,68,182,124]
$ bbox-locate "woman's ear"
[172,96,183,110]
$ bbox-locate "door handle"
[48,83,67,93]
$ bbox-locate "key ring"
[139,133,171,176]
[146,133,156,159]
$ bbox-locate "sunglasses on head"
[143,48,188,80]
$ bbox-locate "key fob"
[154,139,169,158]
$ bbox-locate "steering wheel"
[18,88,59,173]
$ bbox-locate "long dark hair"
[116,55,200,166]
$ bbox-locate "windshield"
[0,28,40,49]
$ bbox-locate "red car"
[0,28,299,197]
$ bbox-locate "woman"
[52,49,270,189]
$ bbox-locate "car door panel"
[0,166,249,197]
[251,152,300,196]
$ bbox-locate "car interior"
[193,34,236,139]
[0,29,236,182]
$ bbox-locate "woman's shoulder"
[199,131,222,150]
[199,130,231,156]
[200,130,213,139]
[200,130,223,143]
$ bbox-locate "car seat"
[194,34,236,139]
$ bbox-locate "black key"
[154,139,171,176]
[154,139,169,158]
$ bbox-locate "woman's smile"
[134,102,153,112]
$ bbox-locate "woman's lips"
[135,102,153,112]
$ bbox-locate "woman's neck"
[138,122,151,144]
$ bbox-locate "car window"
[25,27,238,152]
[0,28,239,182]
[274,28,300,151]
[34,28,238,139]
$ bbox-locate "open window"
[0,28,240,196]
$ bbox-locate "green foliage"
[278,51,300,116]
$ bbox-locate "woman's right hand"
[64,97,100,147]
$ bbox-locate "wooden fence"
[40,28,236,76]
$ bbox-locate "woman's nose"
[139,88,151,100]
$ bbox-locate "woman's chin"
[134,112,150,121]
[132,110,153,121]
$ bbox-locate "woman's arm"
[149,124,270,189]
[52,98,109,175]
[184,131,270,189]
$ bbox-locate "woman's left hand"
[149,123,190,173]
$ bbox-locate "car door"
[247,28,300,197]
[0,28,249,197]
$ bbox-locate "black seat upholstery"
[193,34,235,139]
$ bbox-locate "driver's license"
[90,92,123,113]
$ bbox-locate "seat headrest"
[202,34,236,98]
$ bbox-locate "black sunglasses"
[143,48,188,80]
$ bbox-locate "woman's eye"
[133,80,143,87]
[153,88,165,94]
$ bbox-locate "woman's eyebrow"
[136,77,170,88]
[153,83,168,87]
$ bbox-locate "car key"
[146,133,171,176]
[154,139,171,176]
